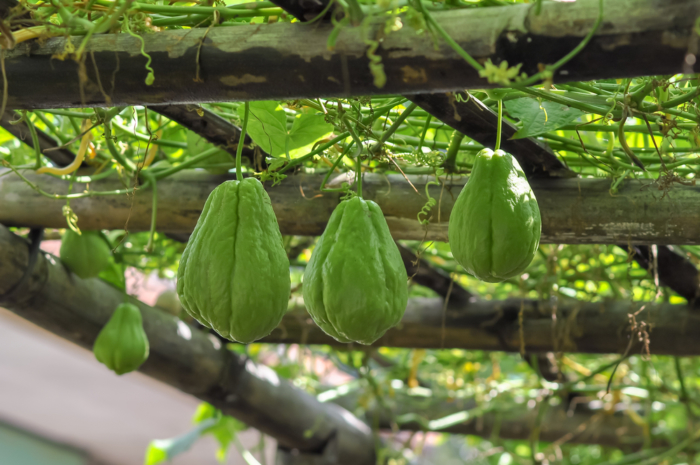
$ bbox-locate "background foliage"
[3,0,700,463]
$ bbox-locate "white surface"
[0,308,275,465]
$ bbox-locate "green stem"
[495,99,503,151]
[517,0,603,87]
[417,115,432,153]
[22,112,43,170]
[519,87,611,116]
[343,115,363,197]
[139,170,158,252]
[417,1,483,73]
[675,357,690,404]
[280,132,350,174]
[319,141,355,193]
[2,161,132,199]
[236,102,249,181]
[370,102,418,153]
[111,121,187,148]
[662,86,700,109]
[42,109,93,119]
[444,130,465,170]
[152,147,221,180]
[33,112,71,144]
[103,118,137,173]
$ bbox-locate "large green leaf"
[242,101,332,157]
[505,98,583,139]
[186,131,233,173]
[193,402,247,462]
[144,418,217,465]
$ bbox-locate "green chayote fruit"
[93,303,149,375]
[448,148,541,283]
[177,178,291,343]
[60,230,112,279]
[303,197,408,345]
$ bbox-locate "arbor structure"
[2,0,700,463]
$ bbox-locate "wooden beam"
[0,224,665,453]
[268,296,700,356]
[624,244,700,305]
[5,0,699,109]
[2,169,700,245]
[330,390,658,450]
[398,242,472,304]
[269,0,574,180]
[0,224,376,464]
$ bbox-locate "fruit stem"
[495,99,503,151]
[236,102,250,182]
[343,114,364,198]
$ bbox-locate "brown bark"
[3,169,700,245]
[0,224,667,453]
[4,0,699,109]
[266,297,700,356]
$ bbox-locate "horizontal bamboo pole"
[4,0,699,108]
[271,297,700,356]
[0,224,669,452]
[0,224,376,465]
[2,169,700,245]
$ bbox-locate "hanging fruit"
[93,303,150,375]
[176,178,291,343]
[303,197,408,345]
[60,230,113,279]
[448,148,541,283]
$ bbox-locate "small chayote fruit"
[93,303,149,375]
[177,178,291,343]
[303,197,408,345]
[448,148,541,283]
[60,230,112,279]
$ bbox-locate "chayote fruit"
[303,197,408,345]
[448,148,541,283]
[60,230,112,279]
[177,178,291,343]
[94,303,149,375]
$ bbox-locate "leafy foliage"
[3,0,700,463]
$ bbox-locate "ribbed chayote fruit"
[60,230,112,279]
[93,303,149,375]
[303,197,408,345]
[448,148,541,283]
[177,178,291,343]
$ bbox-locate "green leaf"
[144,444,168,465]
[192,402,218,424]
[241,101,288,156]
[191,403,247,462]
[186,132,233,173]
[98,260,126,290]
[287,112,334,158]
[143,418,217,465]
[242,101,332,157]
[505,98,583,139]
[205,416,247,462]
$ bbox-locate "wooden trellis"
[1,0,700,462]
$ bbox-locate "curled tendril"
[63,204,81,234]
[124,18,155,86]
[417,168,444,225]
